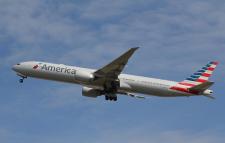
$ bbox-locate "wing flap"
[118,92,146,99]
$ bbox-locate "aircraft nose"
[12,65,17,71]
[12,64,20,72]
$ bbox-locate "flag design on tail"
[181,61,219,86]
[170,61,219,94]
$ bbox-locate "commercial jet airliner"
[12,48,219,101]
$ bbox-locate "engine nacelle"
[75,70,94,82]
[82,87,102,98]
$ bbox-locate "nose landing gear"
[16,73,27,83]
[19,79,24,83]
[19,76,26,83]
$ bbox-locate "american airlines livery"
[12,48,219,101]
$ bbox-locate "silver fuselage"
[12,61,197,98]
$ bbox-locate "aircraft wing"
[93,47,139,80]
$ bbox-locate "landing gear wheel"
[19,79,23,83]
[105,95,118,102]
[113,97,117,101]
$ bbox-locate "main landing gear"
[103,81,119,102]
[105,95,117,101]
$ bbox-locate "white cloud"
[1,125,224,143]
[100,130,224,143]
[1,0,225,73]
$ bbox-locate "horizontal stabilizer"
[204,95,215,100]
[189,81,214,92]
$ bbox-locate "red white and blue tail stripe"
[181,61,219,86]
[170,61,219,94]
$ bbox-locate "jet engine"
[75,70,94,82]
[82,87,102,98]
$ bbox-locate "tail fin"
[179,61,219,87]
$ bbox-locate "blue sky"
[0,0,225,142]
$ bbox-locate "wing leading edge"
[94,47,139,79]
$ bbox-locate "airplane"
[12,48,219,101]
